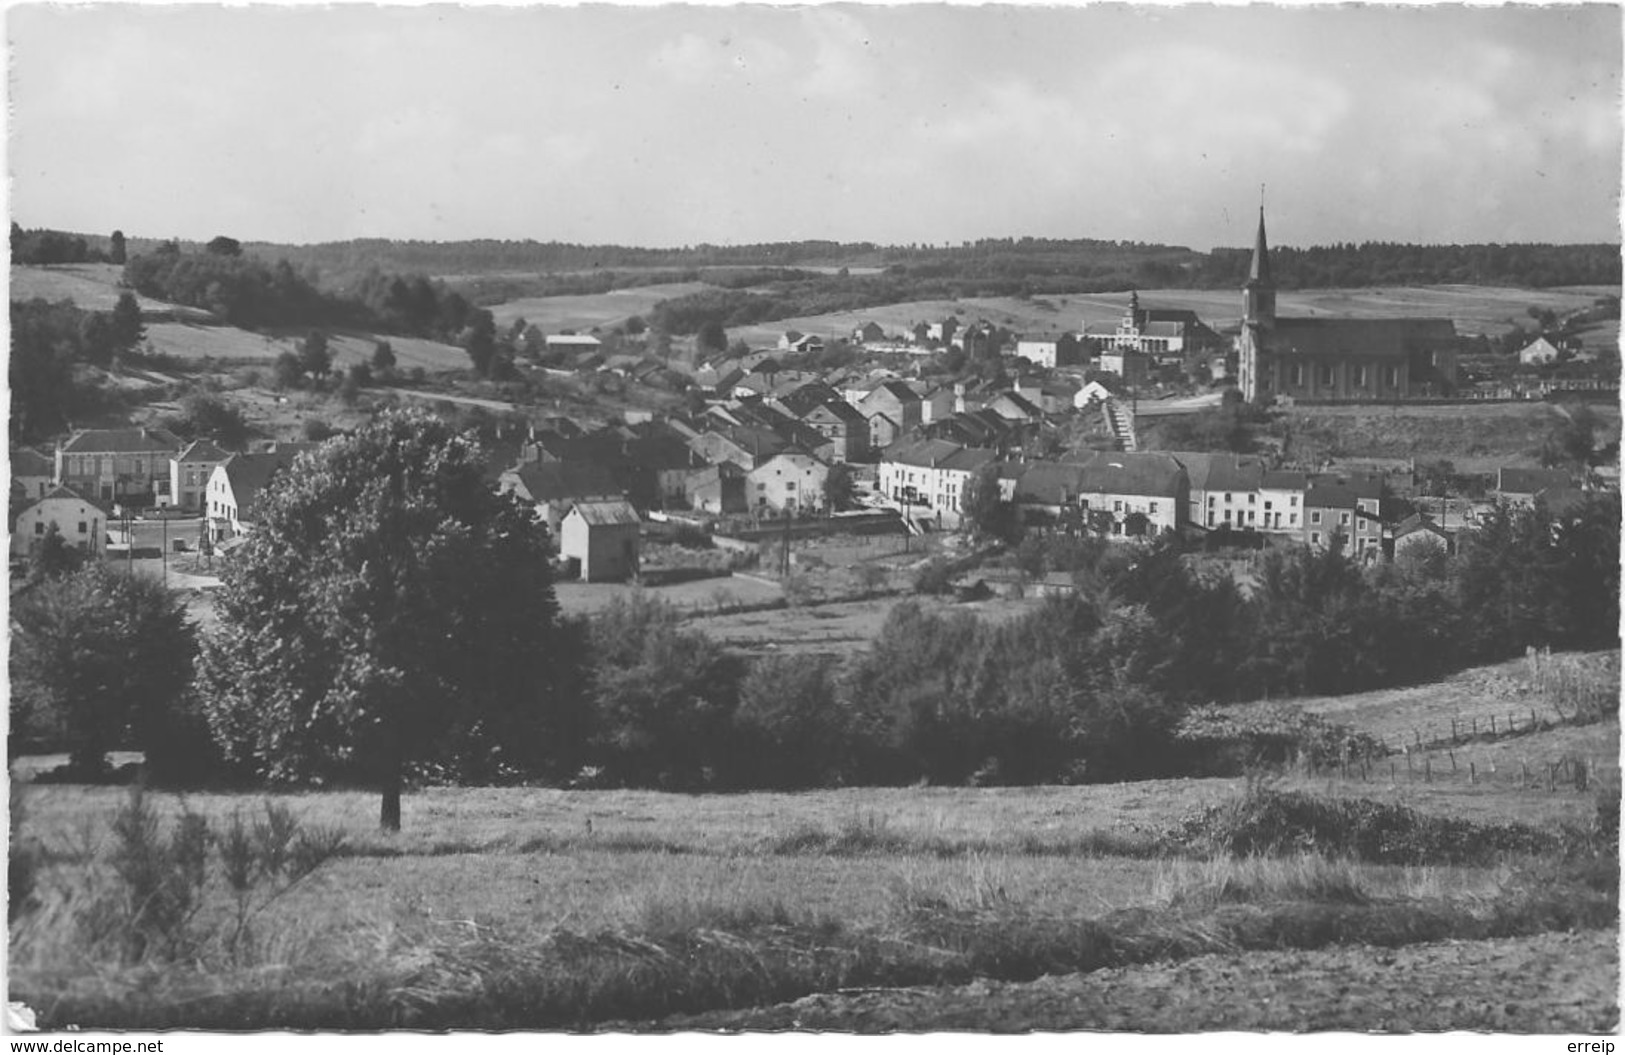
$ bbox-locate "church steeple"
[1243,205,1276,329]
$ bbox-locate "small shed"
[560,499,642,582]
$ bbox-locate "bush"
[911,558,955,595]
[1174,703,1387,775]
[1167,784,1562,865]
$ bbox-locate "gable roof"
[1496,466,1571,496]
[510,460,623,502]
[1266,317,1457,359]
[59,427,182,454]
[15,483,110,521]
[11,448,53,476]
[219,448,308,520]
[176,439,232,463]
[1172,452,1266,493]
[568,499,642,527]
[1075,452,1187,498]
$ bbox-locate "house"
[1072,380,1115,409]
[12,485,108,560]
[798,399,869,462]
[1517,336,1564,367]
[877,439,998,531]
[546,334,602,356]
[1493,466,1573,508]
[746,449,830,513]
[205,444,313,540]
[985,390,1044,425]
[168,439,232,514]
[1014,337,1061,369]
[1257,469,1310,536]
[856,380,923,451]
[498,459,625,540]
[11,448,55,503]
[1008,452,1186,538]
[1391,514,1455,561]
[1097,349,1152,389]
[1173,453,1268,532]
[54,427,183,506]
[854,321,887,343]
[683,463,747,514]
[560,499,641,582]
[1238,208,1458,402]
[913,381,957,424]
[1303,473,1384,558]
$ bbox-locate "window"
[1264,500,1273,511]
[1289,363,1304,386]
[1311,511,1322,525]
[1225,492,1233,502]
[77,521,87,534]
[1207,511,1216,526]
[33,522,43,536]
[785,482,796,491]
[1290,514,1299,526]
[1149,502,1158,514]
[1290,496,1299,506]
[1340,512,1351,526]
[1113,500,1123,512]
[1352,364,1368,388]
[1248,494,1256,504]
[1207,495,1215,505]
[1311,532,1321,546]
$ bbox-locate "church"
[1236,210,1458,403]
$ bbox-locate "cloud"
[799,8,877,99]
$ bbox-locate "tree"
[206,235,243,258]
[109,230,127,265]
[111,292,145,353]
[11,564,196,777]
[196,410,571,831]
[273,351,304,390]
[300,331,332,381]
[696,319,729,356]
[823,462,855,511]
[371,340,397,377]
[169,390,249,450]
[1540,404,1600,473]
[28,523,84,582]
[959,463,1005,537]
[464,310,497,377]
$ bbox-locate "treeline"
[11,224,126,266]
[10,296,146,442]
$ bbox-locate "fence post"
[1451,718,1458,742]
[1448,750,1456,772]
[1490,715,1496,736]
[1469,762,1476,785]
[1472,717,1478,736]
[1521,759,1529,785]
[1530,708,1537,730]
[1425,756,1432,783]
[1547,762,1556,792]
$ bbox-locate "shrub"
[1174,703,1387,775]
[1167,784,1562,866]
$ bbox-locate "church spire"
[1242,204,1276,329]
[1247,206,1273,286]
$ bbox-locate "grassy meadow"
[10,651,1618,1030]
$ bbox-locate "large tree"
[10,564,196,776]
[299,330,332,380]
[197,410,572,830]
[108,229,127,266]
[110,292,145,353]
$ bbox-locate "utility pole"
[161,514,168,585]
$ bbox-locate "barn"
[559,499,641,582]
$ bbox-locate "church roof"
[1248,207,1273,286]
[1266,317,1457,358]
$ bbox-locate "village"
[12,211,1617,596]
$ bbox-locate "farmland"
[10,650,1617,1031]
[711,283,1616,347]
[484,281,713,333]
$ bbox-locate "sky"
[7,2,1622,251]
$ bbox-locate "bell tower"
[1243,206,1276,331]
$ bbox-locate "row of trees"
[11,411,1618,829]
[11,225,126,266]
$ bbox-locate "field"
[9,651,1617,1031]
[713,283,1617,348]
[484,281,713,333]
[9,264,207,318]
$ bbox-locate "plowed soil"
[654,929,1618,1033]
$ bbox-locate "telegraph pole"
[161,514,168,585]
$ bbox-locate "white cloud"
[799,8,876,99]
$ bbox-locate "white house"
[169,439,231,514]
[746,449,830,513]
[1517,336,1563,366]
[1014,337,1060,369]
[878,439,997,531]
[1072,380,1114,409]
[205,445,312,540]
[12,485,107,560]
